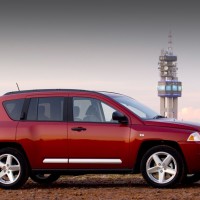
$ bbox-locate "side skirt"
[32,169,134,175]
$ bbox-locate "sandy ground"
[1,174,200,200]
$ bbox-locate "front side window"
[27,97,64,121]
[3,99,24,120]
[73,97,119,123]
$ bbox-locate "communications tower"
[157,32,182,119]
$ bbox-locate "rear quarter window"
[3,99,24,120]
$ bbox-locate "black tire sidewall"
[185,173,200,184]
[0,148,29,189]
[30,173,60,184]
[141,145,185,188]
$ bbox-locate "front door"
[68,96,130,169]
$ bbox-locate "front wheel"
[30,173,60,184]
[141,145,185,188]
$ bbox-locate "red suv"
[0,89,200,189]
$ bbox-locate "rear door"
[68,93,131,169]
[17,95,68,169]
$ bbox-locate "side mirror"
[112,111,128,124]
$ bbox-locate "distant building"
[157,32,182,119]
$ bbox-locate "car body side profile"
[0,89,200,189]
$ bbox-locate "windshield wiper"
[153,115,166,119]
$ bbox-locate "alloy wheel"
[0,154,21,185]
[146,151,177,184]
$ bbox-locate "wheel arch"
[133,140,187,173]
[0,142,31,172]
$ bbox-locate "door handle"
[71,127,87,132]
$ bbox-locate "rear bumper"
[179,142,200,173]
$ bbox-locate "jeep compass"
[0,89,199,189]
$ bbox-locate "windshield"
[107,94,159,120]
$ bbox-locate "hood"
[144,118,200,131]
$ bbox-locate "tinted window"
[3,99,24,120]
[27,97,64,121]
[73,97,119,123]
[27,98,38,120]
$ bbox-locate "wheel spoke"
[147,166,159,174]
[158,171,165,183]
[165,167,176,175]
[7,171,15,182]
[9,165,20,172]
[152,154,162,165]
[0,171,6,179]
[162,155,172,166]
[6,155,12,166]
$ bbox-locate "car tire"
[184,173,200,184]
[0,147,29,189]
[141,145,185,188]
[30,173,60,184]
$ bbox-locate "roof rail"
[4,89,92,95]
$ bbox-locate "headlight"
[187,132,200,142]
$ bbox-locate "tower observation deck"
[157,32,182,118]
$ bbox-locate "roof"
[4,89,123,97]
[4,89,94,95]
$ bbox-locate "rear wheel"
[141,145,185,188]
[185,173,200,184]
[0,148,29,189]
[30,173,60,184]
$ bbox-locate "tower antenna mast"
[157,32,182,119]
[168,31,173,54]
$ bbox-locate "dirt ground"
[1,174,200,200]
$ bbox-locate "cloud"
[179,107,200,122]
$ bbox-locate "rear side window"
[27,97,64,121]
[3,99,24,120]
